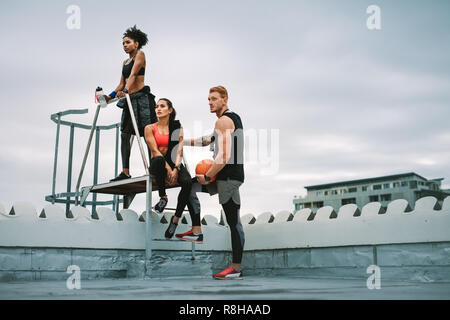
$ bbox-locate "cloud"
[1,0,449,218]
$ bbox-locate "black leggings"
[121,132,152,169]
[222,198,245,264]
[149,156,195,220]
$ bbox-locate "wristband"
[204,174,211,182]
[122,88,129,94]
[109,91,117,98]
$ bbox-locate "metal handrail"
[74,94,150,205]
[47,108,122,215]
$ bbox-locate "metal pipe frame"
[47,105,120,214]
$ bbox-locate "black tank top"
[213,111,245,182]
[122,58,145,79]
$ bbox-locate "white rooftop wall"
[0,196,449,252]
[274,210,294,223]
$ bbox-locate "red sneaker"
[213,266,243,280]
[175,229,203,243]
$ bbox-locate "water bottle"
[95,87,107,108]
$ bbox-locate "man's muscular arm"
[183,133,214,147]
[197,117,234,184]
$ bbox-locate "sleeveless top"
[122,58,145,79]
[154,123,169,149]
[213,111,245,182]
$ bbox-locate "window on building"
[313,201,324,209]
[380,194,392,202]
[409,181,418,189]
[362,186,368,192]
[324,191,329,196]
[348,187,357,193]
[369,195,379,202]
[316,191,322,196]
[373,184,382,190]
[331,190,338,195]
[342,198,356,205]
[383,183,390,189]
[393,182,400,188]
[304,203,312,209]
[401,181,408,187]
[429,183,438,191]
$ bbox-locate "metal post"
[75,104,101,205]
[51,113,61,204]
[113,125,119,213]
[191,242,196,261]
[66,124,75,216]
[92,127,100,216]
[145,175,152,260]
[125,94,149,175]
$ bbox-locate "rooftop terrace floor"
[1,276,449,300]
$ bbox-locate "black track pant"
[149,156,194,220]
[121,133,151,169]
[222,198,245,264]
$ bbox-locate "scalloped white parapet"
[243,196,450,250]
[292,208,312,222]
[0,202,230,251]
[315,206,337,221]
[337,204,359,219]
[118,209,140,223]
[0,196,449,252]
[0,203,7,217]
[202,215,219,226]
[361,201,385,217]
[255,212,274,224]
[443,197,450,211]
[385,199,413,215]
[274,210,294,223]
[241,214,256,225]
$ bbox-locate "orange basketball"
[195,159,216,182]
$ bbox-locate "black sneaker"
[165,216,178,239]
[110,172,131,182]
[154,197,168,213]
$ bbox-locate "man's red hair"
[209,86,228,100]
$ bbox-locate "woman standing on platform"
[144,99,203,242]
[106,25,157,182]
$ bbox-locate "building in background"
[293,172,449,212]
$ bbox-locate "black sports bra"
[122,58,145,79]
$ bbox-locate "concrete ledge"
[0,247,142,282]
[237,242,450,282]
[1,196,449,252]
[0,270,127,282]
[2,241,448,282]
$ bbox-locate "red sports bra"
[154,123,169,149]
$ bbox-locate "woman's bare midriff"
[159,148,168,157]
[125,75,145,94]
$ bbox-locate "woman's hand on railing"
[116,91,126,99]
[98,95,119,106]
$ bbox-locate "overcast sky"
[0,0,449,219]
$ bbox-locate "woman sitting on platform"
[144,99,202,241]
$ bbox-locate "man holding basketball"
[184,86,245,280]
